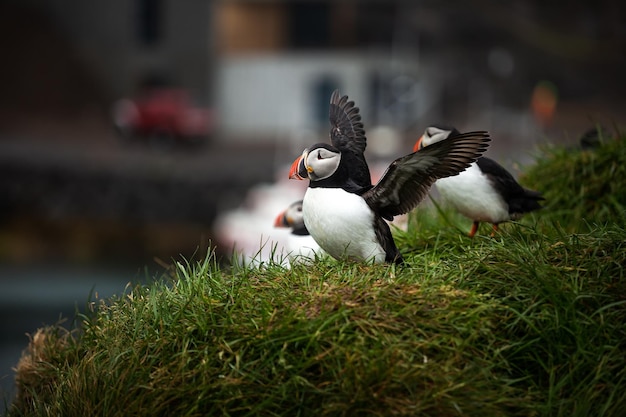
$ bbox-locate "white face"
[304,147,341,181]
[422,126,453,147]
[285,201,304,228]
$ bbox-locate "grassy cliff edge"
[8,134,626,416]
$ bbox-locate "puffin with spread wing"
[414,125,544,237]
[290,126,491,263]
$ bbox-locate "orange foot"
[469,221,479,238]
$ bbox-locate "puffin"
[414,125,544,237]
[273,200,322,263]
[273,200,309,235]
[289,130,491,263]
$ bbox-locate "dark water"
[0,262,155,404]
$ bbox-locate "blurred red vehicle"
[112,88,213,146]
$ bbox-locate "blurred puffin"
[290,130,491,263]
[273,200,321,263]
[414,125,544,237]
[274,200,309,235]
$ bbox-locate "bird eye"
[317,152,324,160]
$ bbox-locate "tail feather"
[509,188,545,215]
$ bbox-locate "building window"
[287,2,331,49]
[137,0,162,45]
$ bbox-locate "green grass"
[7,135,626,416]
[521,129,626,232]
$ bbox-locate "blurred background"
[1,0,625,402]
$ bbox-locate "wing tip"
[329,90,366,138]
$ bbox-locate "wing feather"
[329,89,367,155]
[364,131,491,219]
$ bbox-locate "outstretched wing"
[329,89,366,155]
[364,131,491,220]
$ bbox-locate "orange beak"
[274,211,288,227]
[413,135,424,153]
[289,155,305,180]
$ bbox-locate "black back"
[476,157,544,215]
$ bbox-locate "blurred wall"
[215,53,425,140]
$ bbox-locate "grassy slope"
[8,134,626,417]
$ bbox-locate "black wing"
[476,157,544,214]
[373,217,403,264]
[329,89,371,188]
[476,157,526,199]
[329,89,367,155]
[363,131,491,220]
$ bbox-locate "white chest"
[302,188,386,263]
[436,163,510,223]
